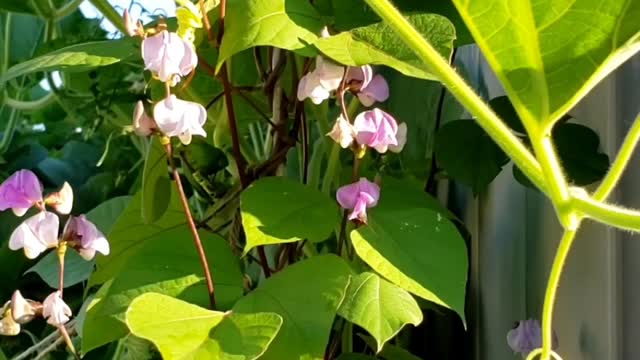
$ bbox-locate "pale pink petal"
[9,212,59,259]
[142,31,187,83]
[327,115,356,148]
[336,178,380,222]
[44,182,73,215]
[388,123,407,153]
[64,215,109,260]
[153,95,207,143]
[11,290,41,324]
[180,41,198,76]
[354,108,399,154]
[42,291,72,326]
[358,74,389,106]
[133,101,156,136]
[315,57,344,91]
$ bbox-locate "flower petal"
[9,212,59,259]
[0,170,43,215]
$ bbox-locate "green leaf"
[337,272,422,352]
[142,138,170,223]
[240,177,339,253]
[1,38,138,84]
[488,96,525,134]
[25,250,93,289]
[329,0,473,45]
[358,334,422,360]
[351,208,467,323]
[378,177,457,221]
[85,195,133,235]
[217,0,323,70]
[90,189,185,286]
[82,228,243,353]
[232,255,352,360]
[0,2,39,16]
[315,14,455,80]
[0,346,6,360]
[127,293,283,360]
[452,0,640,125]
[335,354,376,360]
[434,120,509,194]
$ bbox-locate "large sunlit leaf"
[142,138,170,223]
[351,208,467,323]
[216,0,323,70]
[452,0,640,126]
[232,255,352,360]
[0,38,137,85]
[338,272,422,352]
[90,189,185,285]
[315,14,455,80]
[127,293,283,360]
[240,177,339,253]
[82,228,243,353]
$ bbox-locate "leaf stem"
[164,142,217,309]
[593,112,640,201]
[533,229,577,360]
[52,0,84,20]
[4,92,56,111]
[57,242,66,296]
[362,0,547,193]
[571,189,640,232]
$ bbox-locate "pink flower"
[388,123,407,153]
[123,9,142,37]
[133,100,156,136]
[153,95,207,145]
[0,170,43,216]
[347,65,389,106]
[63,215,110,260]
[42,291,72,326]
[297,57,344,104]
[336,178,380,223]
[327,115,356,148]
[507,319,558,358]
[142,30,197,84]
[44,182,73,215]
[353,108,406,153]
[9,211,59,259]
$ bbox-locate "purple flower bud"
[44,182,73,215]
[297,57,344,104]
[63,215,110,261]
[133,100,156,136]
[347,65,389,106]
[42,291,71,326]
[336,178,380,223]
[142,30,197,84]
[507,319,558,357]
[9,211,59,259]
[153,95,207,145]
[354,108,406,153]
[0,170,43,216]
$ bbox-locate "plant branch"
[362,0,547,194]
[571,189,640,232]
[593,112,640,201]
[198,0,215,44]
[57,243,66,296]
[164,141,217,309]
[13,320,76,360]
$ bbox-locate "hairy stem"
[164,142,217,309]
[571,189,640,232]
[593,112,640,201]
[88,0,128,34]
[362,0,547,193]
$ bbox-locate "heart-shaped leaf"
[142,137,170,224]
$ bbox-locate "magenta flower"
[297,57,344,104]
[42,291,71,326]
[63,215,110,260]
[153,95,207,145]
[142,30,197,84]
[347,65,389,106]
[0,170,43,216]
[132,100,156,136]
[336,178,380,223]
[507,319,558,358]
[353,108,406,153]
[9,211,59,259]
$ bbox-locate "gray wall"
[454,47,640,360]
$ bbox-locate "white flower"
[132,101,156,136]
[11,290,40,324]
[9,211,59,259]
[327,115,356,148]
[297,57,344,104]
[153,95,207,145]
[142,30,198,84]
[388,122,408,153]
[42,291,72,326]
[44,182,73,215]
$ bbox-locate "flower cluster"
[507,319,559,358]
[125,11,207,145]
[297,54,406,223]
[0,170,110,332]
